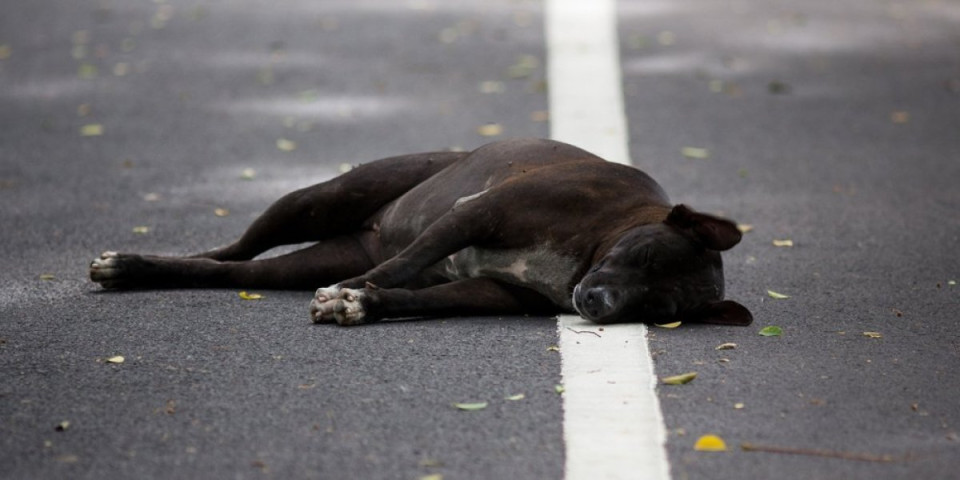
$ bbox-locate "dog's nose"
[580,287,617,321]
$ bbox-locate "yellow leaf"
[276,138,297,152]
[106,356,125,364]
[477,123,503,137]
[661,372,697,385]
[715,342,737,351]
[767,290,790,299]
[80,124,104,136]
[655,321,682,329]
[772,239,794,247]
[238,291,263,300]
[214,208,229,217]
[240,168,256,180]
[734,403,745,410]
[863,331,882,339]
[681,147,709,159]
[131,226,150,234]
[420,474,444,480]
[505,393,525,401]
[39,274,56,281]
[546,345,560,352]
[736,224,754,233]
[694,434,728,451]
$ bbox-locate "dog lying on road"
[90,138,752,326]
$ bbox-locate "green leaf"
[554,384,565,394]
[504,393,525,401]
[766,290,790,299]
[758,326,782,337]
[452,402,488,411]
[661,372,697,385]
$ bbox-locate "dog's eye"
[588,259,606,273]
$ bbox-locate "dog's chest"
[440,247,577,309]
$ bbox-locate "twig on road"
[565,327,602,338]
[741,442,907,463]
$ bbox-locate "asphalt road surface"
[1,1,958,479]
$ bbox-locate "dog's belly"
[439,246,577,309]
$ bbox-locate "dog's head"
[572,204,752,326]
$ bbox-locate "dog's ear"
[665,204,742,251]
[687,300,753,326]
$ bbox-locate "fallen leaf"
[238,291,263,300]
[477,123,503,137]
[661,372,697,385]
[452,402,488,411]
[681,146,709,159]
[554,384,566,394]
[106,355,125,364]
[78,63,98,79]
[479,80,505,93]
[506,54,539,78]
[655,321,682,329]
[766,290,790,299]
[240,168,256,180]
[39,274,56,281]
[715,342,737,351]
[420,474,443,480]
[338,163,353,174]
[734,403,745,409]
[505,393,525,401]
[530,110,549,122]
[276,138,297,152]
[694,434,728,451]
[214,208,229,217]
[862,331,882,339]
[55,421,71,432]
[758,326,783,337]
[546,345,560,352]
[736,224,754,233]
[657,30,676,46]
[418,458,444,468]
[80,124,104,136]
[772,239,794,247]
[890,111,910,124]
[131,226,150,234]
[768,80,791,94]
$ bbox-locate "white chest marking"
[442,246,577,309]
[453,189,490,209]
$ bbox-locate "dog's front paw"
[310,286,368,326]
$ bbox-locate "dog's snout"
[580,287,617,320]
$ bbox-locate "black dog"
[90,138,752,326]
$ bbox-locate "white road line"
[545,1,671,479]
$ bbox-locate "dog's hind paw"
[89,251,125,288]
[309,286,368,326]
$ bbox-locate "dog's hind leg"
[192,151,467,262]
[91,235,374,290]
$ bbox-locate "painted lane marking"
[545,1,671,479]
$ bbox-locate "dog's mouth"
[571,283,584,317]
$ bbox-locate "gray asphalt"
[1,0,958,479]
